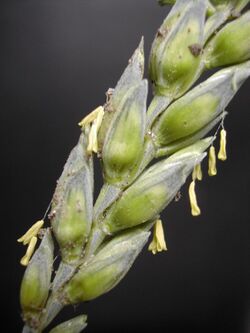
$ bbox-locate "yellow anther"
[87,106,104,154]
[17,220,44,245]
[20,236,38,266]
[218,129,227,161]
[78,106,104,127]
[208,145,217,176]
[192,163,203,181]
[188,180,201,216]
[148,219,167,255]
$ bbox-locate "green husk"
[153,61,250,147]
[49,315,87,333]
[103,140,209,233]
[62,227,150,303]
[20,230,54,328]
[204,11,250,68]
[51,132,93,264]
[149,0,206,98]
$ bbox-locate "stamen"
[78,106,104,127]
[188,180,201,216]
[17,220,44,245]
[218,129,227,161]
[86,107,104,154]
[148,219,167,254]
[208,145,217,176]
[20,236,38,266]
[192,163,202,181]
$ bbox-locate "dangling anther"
[20,236,38,266]
[192,163,202,181]
[208,145,217,176]
[148,219,167,255]
[188,180,201,216]
[218,129,227,161]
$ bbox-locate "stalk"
[18,1,250,332]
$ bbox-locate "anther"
[188,180,201,216]
[148,219,167,254]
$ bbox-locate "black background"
[2,0,250,332]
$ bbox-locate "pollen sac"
[20,236,38,266]
[102,139,209,234]
[208,146,217,176]
[218,129,227,161]
[148,219,167,254]
[20,230,54,327]
[149,0,206,98]
[188,180,201,216]
[18,220,44,246]
[192,163,203,181]
[62,227,150,303]
[85,106,104,154]
[153,61,250,152]
[49,314,87,333]
[204,11,250,69]
[51,132,93,264]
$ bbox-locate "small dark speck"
[157,27,168,38]
[157,29,164,37]
[231,10,240,18]
[175,191,182,202]
[188,44,202,57]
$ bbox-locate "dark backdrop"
[1,1,250,332]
